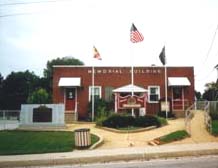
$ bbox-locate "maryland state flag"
[93,46,102,60]
[159,46,166,65]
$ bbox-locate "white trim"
[88,86,102,101]
[148,86,160,103]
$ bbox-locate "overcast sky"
[0,0,218,93]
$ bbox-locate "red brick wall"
[53,66,195,118]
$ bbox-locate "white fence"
[0,110,20,120]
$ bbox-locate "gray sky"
[0,0,218,93]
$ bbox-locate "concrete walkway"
[67,110,218,148]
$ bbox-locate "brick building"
[53,66,194,121]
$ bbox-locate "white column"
[92,66,95,121]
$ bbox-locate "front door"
[65,88,76,111]
[172,87,183,110]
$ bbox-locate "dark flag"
[159,46,166,65]
[130,23,144,43]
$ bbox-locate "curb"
[95,126,156,133]
[89,133,104,150]
[1,143,218,167]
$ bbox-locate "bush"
[134,116,160,127]
[87,98,112,121]
[157,117,168,126]
[27,88,50,104]
[100,114,161,128]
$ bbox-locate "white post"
[165,65,168,119]
[92,66,95,121]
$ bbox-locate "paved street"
[17,155,218,168]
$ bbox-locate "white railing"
[204,101,212,133]
[0,110,20,121]
[184,103,195,135]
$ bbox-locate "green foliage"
[99,114,161,128]
[43,56,84,97]
[134,116,160,127]
[211,120,218,136]
[0,71,41,109]
[159,130,189,143]
[203,82,218,101]
[0,130,99,155]
[43,56,84,79]
[87,98,112,121]
[27,88,50,104]
[157,117,168,126]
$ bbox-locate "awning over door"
[113,84,147,93]
[58,77,81,87]
[168,77,190,86]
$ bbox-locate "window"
[148,86,160,103]
[89,86,101,101]
[105,86,114,102]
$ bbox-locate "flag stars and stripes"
[130,23,144,43]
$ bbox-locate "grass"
[0,130,99,155]
[159,130,189,143]
[211,120,218,136]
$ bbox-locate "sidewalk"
[1,142,218,167]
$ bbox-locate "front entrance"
[65,88,76,111]
[172,87,183,110]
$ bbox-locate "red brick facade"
[53,66,195,119]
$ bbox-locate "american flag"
[93,46,102,60]
[130,23,144,43]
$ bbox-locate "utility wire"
[195,24,218,78]
[0,0,69,6]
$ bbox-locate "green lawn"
[0,130,99,155]
[159,130,189,143]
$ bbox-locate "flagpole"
[92,66,95,121]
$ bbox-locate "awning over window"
[58,77,81,87]
[168,77,190,86]
[113,84,147,93]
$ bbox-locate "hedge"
[98,114,162,128]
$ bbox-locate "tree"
[202,82,218,101]
[0,71,40,109]
[27,88,50,104]
[43,56,84,96]
[43,56,84,79]
[195,90,202,100]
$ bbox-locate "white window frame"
[88,86,102,101]
[148,86,160,103]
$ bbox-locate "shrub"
[157,117,168,126]
[100,114,161,128]
[87,98,112,121]
[27,88,50,104]
[134,116,160,128]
